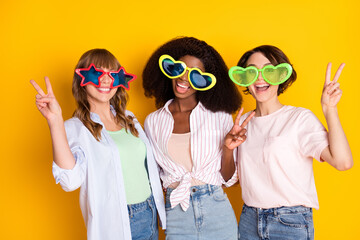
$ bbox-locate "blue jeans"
[165,184,238,240]
[128,194,158,240]
[238,204,314,240]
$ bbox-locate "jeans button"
[192,188,196,192]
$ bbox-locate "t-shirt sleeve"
[298,109,329,162]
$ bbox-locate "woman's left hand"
[321,63,345,110]
[224,108,255,150]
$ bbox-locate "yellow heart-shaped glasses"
[159,54,216,91]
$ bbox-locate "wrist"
[223,144,234,152]
[48,114,64,129]
[322,105,338,118]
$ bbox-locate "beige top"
[167,132,204,188]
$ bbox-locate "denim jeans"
[238,204,314,240]
[165,184,238,240]
[128,194,158,240]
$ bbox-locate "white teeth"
[177,83,189,89]
[98,88,110,91]
[256,84,269,87]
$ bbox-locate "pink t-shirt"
[238,105,329,209]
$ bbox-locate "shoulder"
[64,117,90,139]
[125,109,140,124]
[64,117,84,129]
[145,106,167,124]
[282,106,324,130]
[199,102,232,118]
[125,109,135,118]
[285,106,317,120]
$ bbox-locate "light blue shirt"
[52,109,166,240]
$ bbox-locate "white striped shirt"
[144,100,238,211]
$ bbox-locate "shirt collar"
[162,99,206,115]
[89,105,116,126]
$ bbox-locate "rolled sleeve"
[52,145,87,192]
[222,147,238,187]
[221,113,238,187]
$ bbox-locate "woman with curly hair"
[30,49,165,240]
[143,37,253,239]
[228,45,353,239]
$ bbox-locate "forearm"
[220,146,236,181]
[322,106,353,170]
[48,116,76,169]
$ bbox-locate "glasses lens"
[162,58,185,77]
[263,64,291,85]
[189,70,212,89]
[111,70,124,87]
[231,67,257,86]
[78,66,103,86]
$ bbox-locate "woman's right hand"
[30,77,62,122]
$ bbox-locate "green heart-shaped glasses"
[229,63,293,87]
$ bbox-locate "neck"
[171,96,198,113]
[255,97,283,117]
[89,101,114,120]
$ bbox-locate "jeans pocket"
[212,187,227,202]
[278,212,308,228]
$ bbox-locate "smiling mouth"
[97,87,111,93]
[176,82,190,89]
[255,84,270,91]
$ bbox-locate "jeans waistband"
[127,194,154,215]
[244,204,312,216]
[166,184,221,196]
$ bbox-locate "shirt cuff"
[52,146,86,192]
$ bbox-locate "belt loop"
[274,207,277,216]
[208,184,212,195]
[128,205,133,218]
[147,195,151,206]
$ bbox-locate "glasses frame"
[75,63,136,90]
[159,54,216,91]
[229,63,292,87]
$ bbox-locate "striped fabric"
[144,100,238,211]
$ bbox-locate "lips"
[96,87,111,93]
[175,80,190,94]
[255,84,270,91]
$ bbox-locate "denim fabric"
[238,204,314,240]
[165,184,237,240]
[128,195,158,240]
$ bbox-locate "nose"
[179,70,189,82]
[100,73,112,85]
[256,71,264,82]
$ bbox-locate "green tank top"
[108,128,151,204]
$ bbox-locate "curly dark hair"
[237,45,297,95]
[142,37,242,114]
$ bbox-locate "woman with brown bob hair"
[143,37,253,239]
[31,49,165,240]
[229,45,353,239]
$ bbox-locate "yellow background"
[1,0,359,239]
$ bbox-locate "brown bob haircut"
[237,45,297,95]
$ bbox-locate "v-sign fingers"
[234,107,244,126]
[332,63,345,83]
[240,111,255,128]
[44,76,54,95]
[325,63,332,86]
[30,80,46,96]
